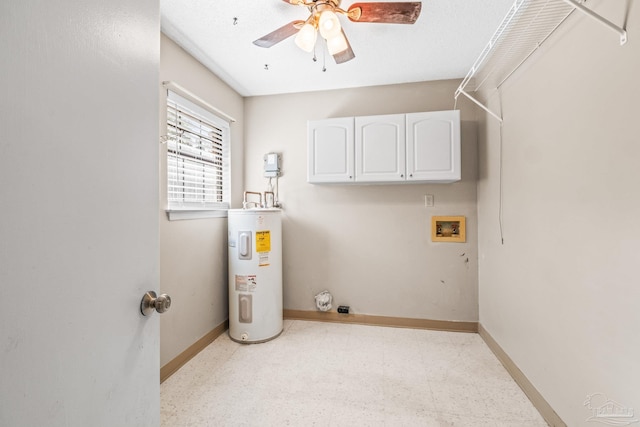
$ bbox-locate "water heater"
[228,208,282,343]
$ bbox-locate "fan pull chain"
[322,48,326,72]
[310,42,328,72]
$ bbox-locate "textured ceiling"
[160,0,514,97]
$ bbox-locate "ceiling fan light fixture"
[294,22,317,52]
[318,10,341,39]
[326,31,348,55]
[253,1,422,66]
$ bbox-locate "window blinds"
[166,91,230,210]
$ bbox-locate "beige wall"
[477,1,639,425]
[159,34,244,366]
[244,80,481,321]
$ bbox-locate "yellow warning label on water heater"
[256,230,271,253]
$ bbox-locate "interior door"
[0,2,160,426]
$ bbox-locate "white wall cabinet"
[307,117,354,183]
[355,114,406,182]
[406,110,461,182]
[308,110,460,184]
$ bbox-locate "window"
[165,91,230,218]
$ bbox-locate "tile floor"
[161,320,547,426]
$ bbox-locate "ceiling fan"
[253,0,422,64]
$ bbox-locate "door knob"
[140,291,172,316]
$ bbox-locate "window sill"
[166,209,228,221]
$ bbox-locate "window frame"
[164,89,230,221]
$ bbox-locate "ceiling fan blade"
[348,2,422,24]
[253,20,305,48]
[332,30,355,64]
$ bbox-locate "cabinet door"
[307,117,354,183]
[406,110,461,182]
[355,114,406,182]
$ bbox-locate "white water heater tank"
[228,208,282,343]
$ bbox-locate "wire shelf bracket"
[455,0,628,123]
[562,0,627,45]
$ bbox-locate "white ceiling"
[160,0,514,97]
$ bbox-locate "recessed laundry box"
[228,209,283,343]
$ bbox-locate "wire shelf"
[455,0,627,122]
